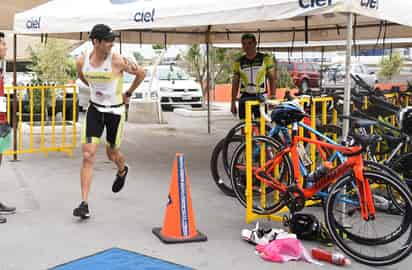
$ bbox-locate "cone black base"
[152,227,207,244]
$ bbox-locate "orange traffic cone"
[153,153,207,244]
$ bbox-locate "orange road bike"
[230,115,412,266]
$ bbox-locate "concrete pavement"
[0,110,409,270]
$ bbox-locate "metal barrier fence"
[3,84,78,159]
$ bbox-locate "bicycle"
[230,102,412,266]
[215,94,400,200]
[323,75,412,189]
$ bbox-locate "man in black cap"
[0,32,17,224]
[73,24,145,219]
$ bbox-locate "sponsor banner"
[26,17,41,30]
[299,0,333,9]
[360,0,379,10]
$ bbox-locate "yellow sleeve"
[232,60,240,75]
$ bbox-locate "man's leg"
[105,111,127,193]
[106,146,126,175]
[0,153,16,222]
[74,105,103,218]
[73,143,98,219]
[80,143,99,202]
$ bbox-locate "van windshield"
[157,66,190,80]
[124,69,151,83]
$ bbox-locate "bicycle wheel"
[328,170,411,244]
[390,152,412,184]
[325,170,412,266]
[222,121,272,178]
[210,136,242,197]
[230,136,293,215]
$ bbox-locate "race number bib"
[0,96,6,113]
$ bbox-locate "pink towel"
[256,238,320,264]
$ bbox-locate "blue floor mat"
[50,248,193,270]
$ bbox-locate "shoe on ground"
[0,202,16,215]
[0,215,6,224]
[112,165,128,193]
[241,222,280,245]
[73,201,90,219]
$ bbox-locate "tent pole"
[12,34,18,161]
[319,46,325,92]
[206,26,211,134]
[119,32,122,55]
[343,13,354,140]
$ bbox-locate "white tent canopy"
[213,38,412,52]
[13,0,412,136]
[13,0,412,44]
[0,0,49,30]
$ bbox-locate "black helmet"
[288,213,321,241]
[399,107,412,135]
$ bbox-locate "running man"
[73,24,145,218]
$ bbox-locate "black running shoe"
[0,215,6,224]
[73,201,90,219]
[112,165,128,193]
[0,202,16,215]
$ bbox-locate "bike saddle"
[351,133,381,148]
[380,133,404,146]
[341,115,377,129]
[350,118,377,129]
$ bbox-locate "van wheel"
[161,105,173,111]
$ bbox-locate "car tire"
[66,105,79,122]
[161,104,173,111]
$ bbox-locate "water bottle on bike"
[304,162,333,188]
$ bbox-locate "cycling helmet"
[270,101,305,126]
[399,106,412,135]
[288,213,320,241]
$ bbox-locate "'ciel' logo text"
[134,8,155,23]
[299,0,333,9]
[26,17,41,29]
[360,0,379,9]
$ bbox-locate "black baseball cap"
[89,24,119,41]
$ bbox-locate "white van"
[155,64,203,110]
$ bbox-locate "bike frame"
[253,123,376,221]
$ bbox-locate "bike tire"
[230,136,293,215]
[222,121,271,179]
[210,136,242,197]
[325,170,412,266]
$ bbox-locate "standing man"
[231,33,276,119]
[0,32,17,224]
[74,24,145,219]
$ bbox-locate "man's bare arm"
[76,54,89,86]
[231,74,240,114]
[231,74,240,102]
[121,57,145,96]
[267,68,276,98]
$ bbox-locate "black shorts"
[238,93,265,120]
[82,105,125,149]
